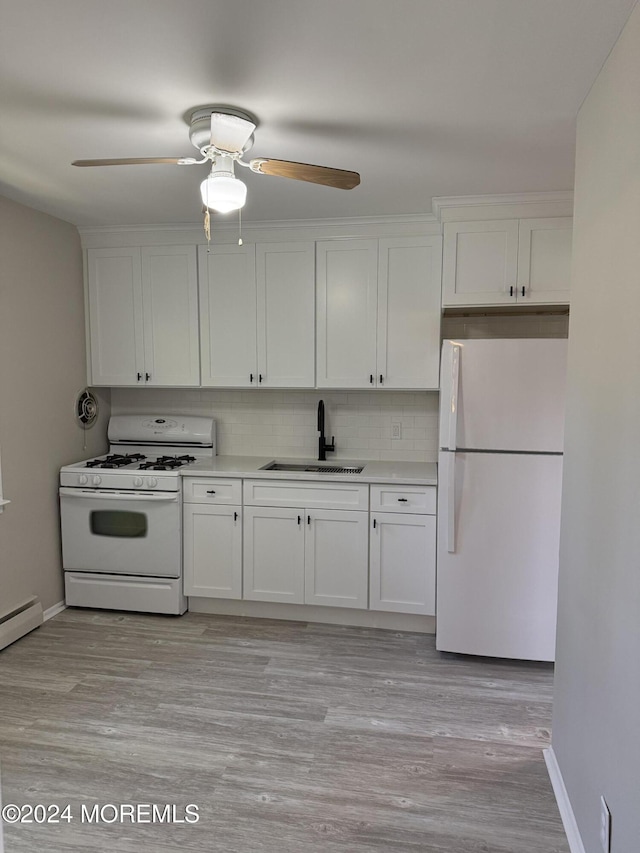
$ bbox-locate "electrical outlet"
[600,796,611,852]
[391,422,402,440]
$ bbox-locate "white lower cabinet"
[370,513,436,615]
[183,503,242,599]
[304,510,369,609]
[243,506,305,603]
[243,480,369,608]
[243,505,369,608]
[185,477,436,618]
[369,482,436,615]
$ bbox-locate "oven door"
[59,487,181,578]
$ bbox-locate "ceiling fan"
[72,106,360,216]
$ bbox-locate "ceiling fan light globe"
[200,174,247,213]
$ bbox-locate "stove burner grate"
[86,453,147,469]
[138,455,197,471]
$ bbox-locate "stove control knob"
[92,475,102,486]
[78,474,88,485]
[132,476,143,488]
[146,477,158,489]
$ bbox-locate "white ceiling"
[0,0,636,226]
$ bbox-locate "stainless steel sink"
[260,462,364,474]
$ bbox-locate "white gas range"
[60,415,216,615]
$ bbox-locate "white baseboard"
[0,597,43,651]
[544,746,586,853]
[43,601,66,622]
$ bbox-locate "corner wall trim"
[43,601,66,622]
[543,747,586,853]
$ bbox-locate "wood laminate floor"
[0,610,568,852]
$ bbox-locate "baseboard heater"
[0,596,43,652]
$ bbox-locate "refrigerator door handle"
[448,344,461,451]
[447,453,456,553]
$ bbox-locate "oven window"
[90,510,148,538]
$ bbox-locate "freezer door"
[436,450,563,661]
[439,339,567,452]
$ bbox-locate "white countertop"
[182,456,437,486]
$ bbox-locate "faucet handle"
[327,436,336,452]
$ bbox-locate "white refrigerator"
[437,338,567,661]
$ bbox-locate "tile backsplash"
[111,315,568,463]
[111,389,440,462]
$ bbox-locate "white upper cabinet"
[377,236,442,389]
[442,217,572,308]
[317,236,441,389]
[88,247,144,386]
[88,245,198,386]
[442,220,519,307]
[199,244,257,387]
[199,242,315,388]
[516,217,573,304]
[256,242,315,388]
[316,239,378,388]
[86,226,442,389]
[141,246,200,386]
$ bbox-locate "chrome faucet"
[317,399,336,461]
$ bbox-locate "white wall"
[551,4,640,852]
[0,196,109,614]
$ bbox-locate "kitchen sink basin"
[260,462,364,474]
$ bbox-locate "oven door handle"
[59,488,178,502]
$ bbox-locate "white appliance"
[60,414,216,615]
[437,339,567,661]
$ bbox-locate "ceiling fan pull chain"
[204,208,211,249]
[238,207,243,246]
[204,170,212,251]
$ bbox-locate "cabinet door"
[377,236,442,389]
[87,247,144,385]
[141,246,200,386]
[243,506,305,603]
[304,510,369,609]
[442,220,519,307]
[183,504,242,599]
[198,244,257,387]
[256,242,315,388]
[316,239,378,388]
[517,217,572,305]
[370,512,436,615]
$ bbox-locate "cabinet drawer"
[183,478,243,505]
[243,479,369,511]
[370,484,436,515]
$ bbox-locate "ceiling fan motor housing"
[188,107,257,153]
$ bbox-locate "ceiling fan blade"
[72,157,190,167]
[210,112,256,153]
[250,158,360,189]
